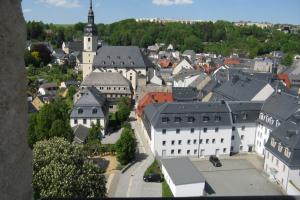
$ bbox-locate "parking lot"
[192,158,283,196]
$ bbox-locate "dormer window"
[131,61,135,65]
[284,148,291,158]
[112,61,115,65]
[203,116,210,122]
[278,143,283,152]
[128,56,132,60]
[92,108,97,114]
[174,117,181,123]
[188,116,195,123]
[107,56,110,59]
[117,56,121,59]
[162,117,168,123]
[78,108,83,114]
[103,61,106,65]
[271,137,277,148]
[215,115,221,122]
[242,113,248,120]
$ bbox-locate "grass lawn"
[162,181,174,197]
[144,159,162,176]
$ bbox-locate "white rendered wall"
[287,169,300,195]
[70,118,106,135]
[255,123,271,157]
[231,124,256,153]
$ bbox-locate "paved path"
[102,128,122,144]
[108,111,161,197]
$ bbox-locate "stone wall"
[0,0,32,199]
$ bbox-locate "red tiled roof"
[277,73,291,88]
[159,59,172,68]
[136,92,173,117]
[224,58,240,65]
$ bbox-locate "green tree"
[87,122,103,144]
[115,126,136,165]
[281,53,294,66]
[116,97,131,123]
[33,137,106,199]
[49,119,73,140]
[67,85,77,100]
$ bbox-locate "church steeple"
[88,0,94,25]
[84,0,97,36]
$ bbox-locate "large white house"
[70,87,108,135]
[141,101,262,157]
[255,91,300,157]
[263,111,300,195]
[172,59,194,75]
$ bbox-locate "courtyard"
[192,156,283,196]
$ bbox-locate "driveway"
[108,111,161,197]
[192,159,283,196]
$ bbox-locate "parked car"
[209,155,222,167]
[143,173,164,182]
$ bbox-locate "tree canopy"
[26,20,300,58]
[33,137,106,199]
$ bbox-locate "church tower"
[82,0,98,79]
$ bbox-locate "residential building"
[172,87,201,102]
[264,111,300,195]
[255,91,300,157]
[172,59,194,75]
[80,72,132,112]
[173,70,208,89]
[161,157,205,197]
[62,41,83,54]
[38,82,58,96]
[141,101,262,157]
[70,87,108,135]
[72,124,90,144]
[31,94,54,111]
[182,50,196,62]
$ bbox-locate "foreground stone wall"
[0,0,32,199]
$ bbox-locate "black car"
[209,155,222,167]
[143,173,163,182]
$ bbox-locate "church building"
[81,0,153,93]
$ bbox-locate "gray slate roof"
[82,72,132,87]
[214,74,269,101]
[65,41,83,52]
[265,115,300,169]
[71,87,106,118]
[93,46,154,69]
[73,125,89,144]
[172,87,201,102]
[258,92,300,129]
[161,157,205,185]
[227,101,263,124]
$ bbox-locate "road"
[108,111,161,197]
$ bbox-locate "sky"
[22,0,300,25]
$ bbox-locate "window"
[221,138,224,143]
[194,149,197,154]
[193,139,197,144]
[178,140,182,145]
[162,117,168,123]
[230,146,234,151]
[171,149,174,154]
[162,129,166,134]
[206,139,209,144]
[162,141,166,146]
[203,128,207,133]
[223,148,227,153]
[232,126,236,131]
[203,116,210,122]
[171,140,175,145]
[88,38,91,42]
[174,117,181,123]
[240,146,243,150]
[92,108,97,114]
[187,140,191,145]
[212,139,215,144]
[187,150,190,155]
[188,116,195,123]
[231,136,235,140]
[190,128,194,133]
[242,126,245,131]
[176,129,180,134]
[276,159,279,166]
[284,148,291,158]
[243,113,248,120]
[178,149,181,154]
[271,137,277,147]
[215,115,221,122]
[199,139,203,144]
[83,119,87,124]
[283,165,286,172]
[78,108,83,114]
[241,135,244,140]
[74,119,78,124]
[97,119,100,124]
[278,143,283,152]
[215,128,219,132]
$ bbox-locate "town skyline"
[22,0,300,25]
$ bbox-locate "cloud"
[23,8,32,13]
[38,0,80,8]
[152,0,193,6]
